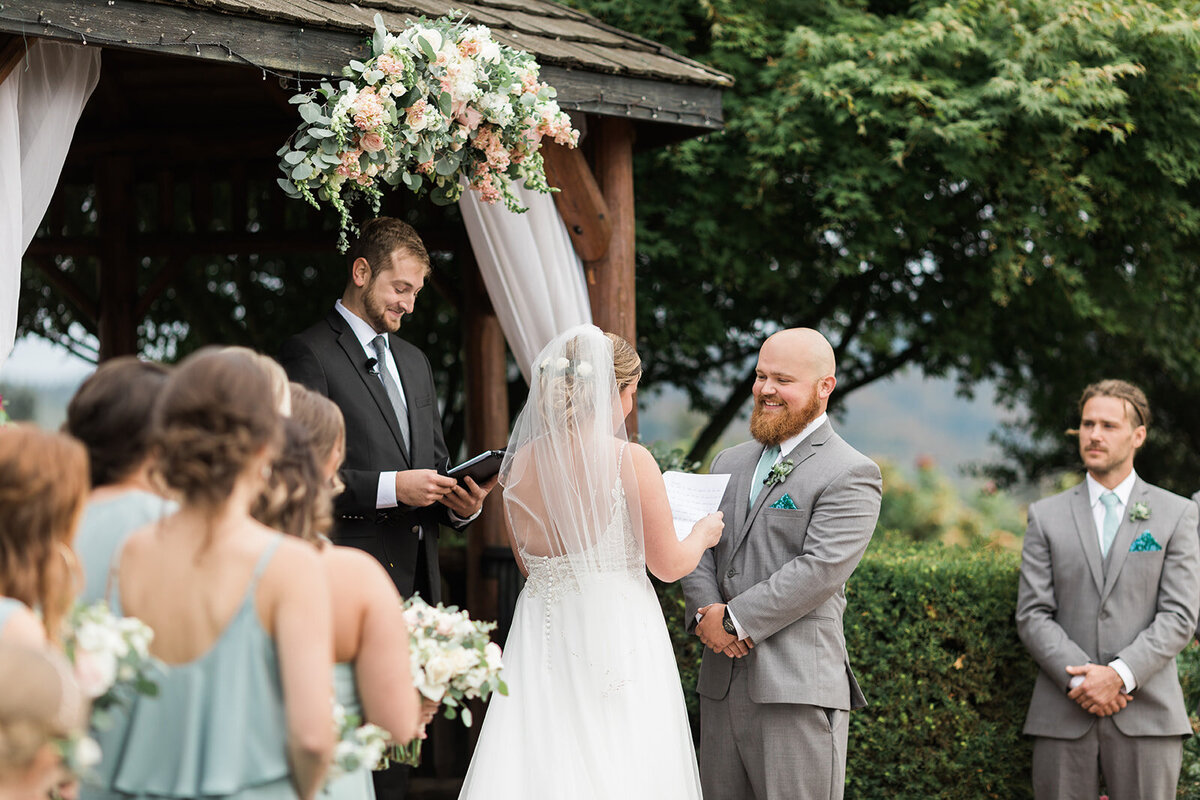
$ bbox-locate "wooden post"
[585,117,638,434]
[96,157,138,360]
[463,253,510,622]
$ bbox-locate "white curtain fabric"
[459,184,592,382]
[0,41,101,370]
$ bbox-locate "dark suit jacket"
[280,308,462,602]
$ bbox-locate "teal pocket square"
[1129,531,1162,552]
[770,493,797,510]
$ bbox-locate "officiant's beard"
[750,386,822,446]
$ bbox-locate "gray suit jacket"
[1016,478,1200,738]
[681,421,882,709]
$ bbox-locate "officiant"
[280,217,494,605]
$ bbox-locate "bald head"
[762,328,836,381]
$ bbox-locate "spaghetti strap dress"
[320,662,375,800]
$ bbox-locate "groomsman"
[280,218,494,800]
[682,328,882,800]
[1016,380,1199,800]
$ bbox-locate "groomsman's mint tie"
[750,445,781,505]
[1100,491,1121,557]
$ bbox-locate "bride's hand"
[691,512,724,549]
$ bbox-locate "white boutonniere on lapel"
[763,459,795,490]
[1129,501,1151,522]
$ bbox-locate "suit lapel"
[716,446,759,576]
[1101,479,1147,603]
[725,422,831,561]
[1070,485,1105,596]
[329,313,411,468]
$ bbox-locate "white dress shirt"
[714,413,830,642]
[333,301,478,527]
[1072,469,1139,692]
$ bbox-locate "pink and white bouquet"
[393,596,506,765]
[62,601,160,729]
[277,11,580,250]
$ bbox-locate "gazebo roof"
[0,0,730,135]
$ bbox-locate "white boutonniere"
[1129,501,1151,522]
[763,459,795,490]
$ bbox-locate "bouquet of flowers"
[277,11,580,250]
[326,703,391,783]
[62,601,160,729]
[392,596,506,765]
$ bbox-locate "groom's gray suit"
[1016,477,1200,799]
[682,420,881,800]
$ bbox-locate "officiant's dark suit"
[279,218,487,604]
[1017,380,1199,800]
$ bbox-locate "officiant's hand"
[696,603,736,653]
[439,475,498,518]
[1066,663,1131,716]
[397,469,457,507]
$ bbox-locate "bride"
[458,325,723,799]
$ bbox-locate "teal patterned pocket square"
[1129,531,1162,552]
[770,493,798,510]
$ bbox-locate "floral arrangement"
[327,703,391,783]
[1129,501,1151,521]
[393,596,506,765]
[764,459,795,490]
[277,12,580,250]
[62,601,160,729]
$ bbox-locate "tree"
[564,0,1200,488]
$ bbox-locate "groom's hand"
[696,603,737,653]
[397,469,457,507]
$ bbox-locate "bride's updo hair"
[0,425,89,641]
[0,644,87,780]
[605,332,642,391]
[152,349,284,508]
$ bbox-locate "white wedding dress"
[458,326,700,800]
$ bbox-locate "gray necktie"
[749,445,781,505]
[371,335,410,455]
[1100,491,1121,557]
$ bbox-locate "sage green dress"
[81,536,296,800]
[0,596,26,636]
[75,491,175,604]
[321,663,375,800]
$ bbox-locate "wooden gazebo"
[1,0,728,652]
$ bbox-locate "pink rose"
[359,132,385,153]
[74,650,117,699]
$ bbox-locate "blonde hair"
[0,645,87,777]
[605,332,642,391]
[251,419,333,546]
[0,425,89,641]
[1078,379,1150,429]
[221,347,292,417]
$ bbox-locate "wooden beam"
[542,141,612,263]
[585,117,638,434]
[0,34,32,86]
[0,0,724,133]
[28,255,98,323]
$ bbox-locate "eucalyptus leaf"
[299,103,322,124]
[430,183,458,206]
[291,163,315,181]
[365,69,384,85]
[283,150,308,165]
[417,35,435,60]
[437,91,452,117]
[309,128,335,139]
[288,93,310,105]
[401,171,423,190]
[276,177,300,197]
[435,157,459,176]
[349,60,367,73]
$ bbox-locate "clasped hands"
[696,603,755,659]
[395,470,497,517]
[1065,663,1131,717]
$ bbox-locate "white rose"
[412,28,443,57]
[73,649,118,699]
[555,357,570,371]
[74,736,102,769]
[484,641,503,671]
[424,654,455,688]
[575,361,593,377]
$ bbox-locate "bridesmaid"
[64,358,175,604]
[0,424,90,648]
[254,401,422,800]
[0,644,89,800]
[82,349,334,800]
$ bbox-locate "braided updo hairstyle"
[0,644,86,781]
[151,349,284,510]
[0,425,89,641]
[251,419,332,545]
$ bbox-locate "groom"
[682,328,882,800]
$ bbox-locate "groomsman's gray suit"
[1016,478,1200,799]
[682,420,882,800]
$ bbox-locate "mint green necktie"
[1100,491,1121,557]
[750,445,781,505]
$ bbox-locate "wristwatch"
[722,607,737,636]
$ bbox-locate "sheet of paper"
[662,471,731,541]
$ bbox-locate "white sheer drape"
[459,184,592,382]
[0,41,101,370]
